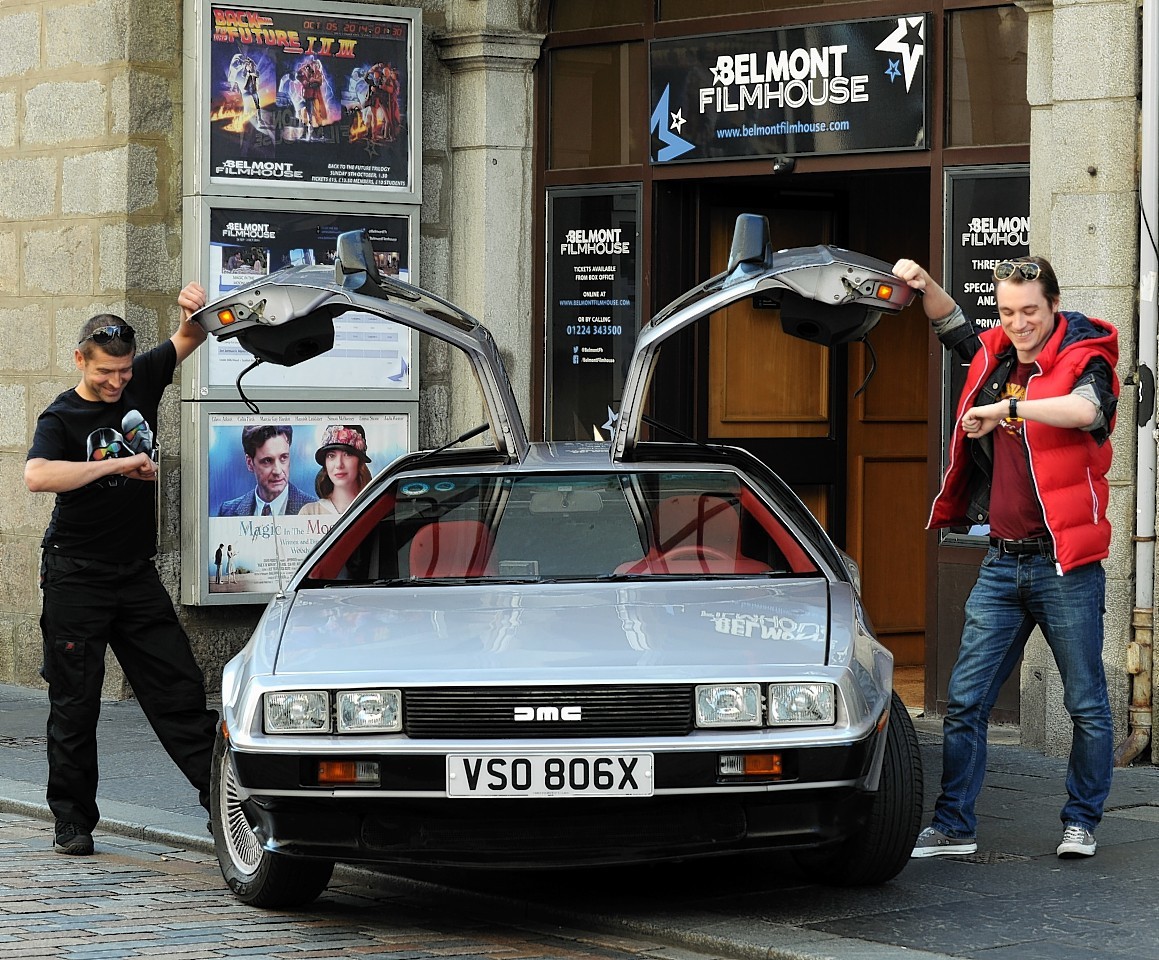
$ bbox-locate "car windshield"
[301,470,820,585]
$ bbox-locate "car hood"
[274,579,831,682]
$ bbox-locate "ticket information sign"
[545,187,641,441]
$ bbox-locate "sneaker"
[53,821,94,856]
[911,825,978,858]
[1057,823,1096,858]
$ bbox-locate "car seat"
[409,519,494,578]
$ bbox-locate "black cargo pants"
[40,554,218,830]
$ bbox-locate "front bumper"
[229,737,881,866]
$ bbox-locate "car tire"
[793,691,923,886]
[210,727,334,908]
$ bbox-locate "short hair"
[77,314,134,360]
[241,424,293,458]
[998,255,1061,303]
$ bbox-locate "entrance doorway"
[652,171,931,707]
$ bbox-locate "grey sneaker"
[911,825,978,858]
[53,821,94,856]
[1057,823,1096,858]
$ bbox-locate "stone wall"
[0,0,545,697]
[1017,0,1143,756]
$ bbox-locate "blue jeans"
[932,549,1113,838]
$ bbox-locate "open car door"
[190,231,529,463]
[611,213,916,462]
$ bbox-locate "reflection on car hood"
[275,580,831,681]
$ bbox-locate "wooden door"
[707,206,837,528]
[707,201,928,668]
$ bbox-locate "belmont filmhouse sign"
[650,15,928,163]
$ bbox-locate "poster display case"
[181,405,416,604]
[181,197,419,401]
[187,0,421,203]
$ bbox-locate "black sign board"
[649,15,928,163]
[546,188,641,441]
[942,165,1030,539]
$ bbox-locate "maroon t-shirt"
[988,362,1049,540]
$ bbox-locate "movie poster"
[208,4,414,192]
[204,411,410,597]
[204,206,413,391]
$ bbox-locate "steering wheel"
[662,545,732,563]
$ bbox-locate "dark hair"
[77,314,134,360]
[241,424,293,458]
[999,255,1061,302]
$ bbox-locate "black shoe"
[54,821,94,856]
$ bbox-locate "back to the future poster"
[209,4,413,192]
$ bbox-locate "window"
[548,44,646,169]
[551,0,647,30]
[947,6,1030,147]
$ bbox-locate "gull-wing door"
[611,213,917,462]
[191,231,529,463]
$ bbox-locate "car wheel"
[794,691,923,886]
[210,727,334,908]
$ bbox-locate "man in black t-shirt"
[25,283,217,856]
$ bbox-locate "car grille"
[403,685,694,738]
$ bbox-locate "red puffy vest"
[929,311,1119,573]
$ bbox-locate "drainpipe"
[1114,0,1157,767]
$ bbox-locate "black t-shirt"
[27,342,177,560]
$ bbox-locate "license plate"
[446,753,653,798]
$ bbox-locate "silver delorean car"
[193,215,923,908]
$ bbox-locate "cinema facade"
[0,0,1153,764]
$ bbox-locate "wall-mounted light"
[772,156,796,175]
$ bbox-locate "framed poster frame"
[940,163,1030,545]
[180,402,417,605]
[180,194,420,403]
[185,0,421,204]
[544,184,643,441]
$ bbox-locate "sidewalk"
[2,680,1158,960]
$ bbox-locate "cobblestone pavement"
[0,814,708,960]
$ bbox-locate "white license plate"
[446,753,653,798]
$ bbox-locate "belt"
[989,536,1054,558]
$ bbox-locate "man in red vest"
[893,255,1119,860]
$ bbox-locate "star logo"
[884,59,901,83]
[649,85,695,162]
[362,137,379,159]
[601,406,619,436]
[670,109,686,134]
[875,16,925,93]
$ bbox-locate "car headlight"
[695,683,762,727]
[767,682,836,725]
[264,691,330,734]
[336,689,402,733]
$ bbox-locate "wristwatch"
[1008,397,1019,419]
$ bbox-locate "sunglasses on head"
[79,324,135,347]
[993,261,1041,282]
